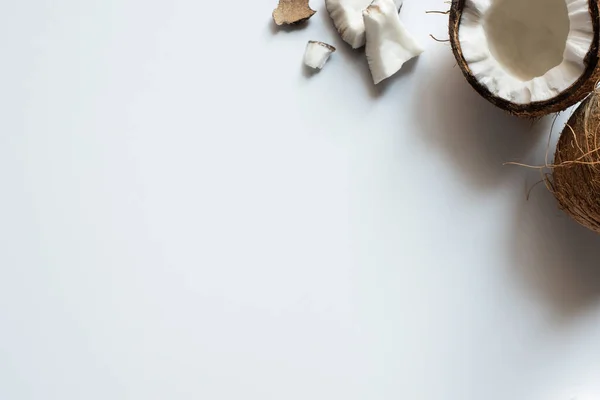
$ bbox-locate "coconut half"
[449,0,600,118]
[326,0,403,49]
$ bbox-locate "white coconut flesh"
[459,0,594,104]
[326,0,403,49]
[364,0,424,84]
[304,41,336,69]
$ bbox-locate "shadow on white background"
[412,45,600,321]
[413,46,547,190]
[510,173,600,322]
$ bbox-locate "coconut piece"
[550,92,600,233]
[325,0,403,49]
[363,0,424,84]
[304,41,336,70]
[449,0,600,118]
[273,0,316,26]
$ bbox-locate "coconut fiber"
[551,90,600,233]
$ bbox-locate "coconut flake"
[363,0,423,84]
[325,0,403,49]
[304,41,336,70]
[273,0,316,26]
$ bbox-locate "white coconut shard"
[304,41,336,70]
[459,0,594,104]
[326,0,403,49]
[363,0,424,84]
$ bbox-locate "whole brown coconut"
[550,92,600,233]
[449,0,600,118]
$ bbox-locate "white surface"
[1,1,600,399]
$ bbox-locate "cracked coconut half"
[326,0,403,48]
[449,0,600,118]
[364,0,424,84]
[304,41,336,69]
[273,0,316,26]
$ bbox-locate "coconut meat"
[364,0,423,84]
[326,0,403,49]
[304,41,336,69]
[459,0,594,104]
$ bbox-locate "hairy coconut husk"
[550,91,600,233]
[449,0,600,118]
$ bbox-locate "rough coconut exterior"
[449,0,600,118]
[551,93,600,233]
[273,0,316,26]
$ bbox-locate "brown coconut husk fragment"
[273,0,316,26]
[549,90,600,233]
[448,0,600,118]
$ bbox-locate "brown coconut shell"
[272,0,316,26]
[449,0,600,118]
[551,93,600,233]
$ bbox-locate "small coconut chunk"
[325,0,403,49]
[273,0,316,26]
[304,41,336,70]
[363,0,423,84]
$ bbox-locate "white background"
[1,0,600,399]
